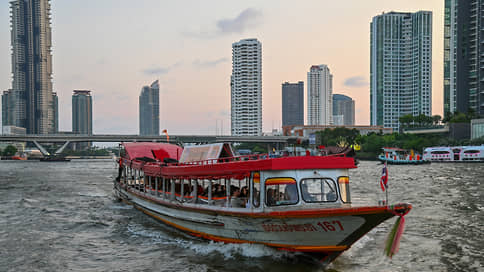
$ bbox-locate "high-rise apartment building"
[444,0,484,117]
[72,90,92,149]
[371,11,432,131]
[307,65,333,125]
[231,38,262,136]
[282,81,304,127]
[139,80,160,136]
[1,0,55,134]
[333,94,355,126]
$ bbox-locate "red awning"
[123,142,183,161]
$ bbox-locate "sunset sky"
[0,0,443,135]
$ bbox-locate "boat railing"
[173,153,271,166]
[173,152,350,167]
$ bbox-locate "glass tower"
[139,80,160,136]
[282,81,304,126]
[2,0,55,134]
[370,11,432,131]
[444,0,484,118]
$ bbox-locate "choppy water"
[0,159,482,272]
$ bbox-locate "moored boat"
[113,142,411,265]
[378,147,427,165]
[422,145,484,162]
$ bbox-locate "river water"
[0,159,482,272]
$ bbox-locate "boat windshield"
[265,178,298,206]
[300,178,338,203]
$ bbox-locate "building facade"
[333,94,355,126]
[72,90,92,149]
[371,11,432,131]
[231,38,262,136]
[53,92,58,133]
[139,80,160,136]
[282,81,304,126]
[307,65,333,125]
[1,0,55,134]
[444,0,484,118]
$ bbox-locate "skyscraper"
[231,38,262,136]
[2,0,55,134]
[307,65,333,125]
[139,80,160,136]
[72,90,92,149]
[444,0,484,117]
[371,11,432,131]
[282,81,304,127]
[53,92,58,133]
[333,94,355,126]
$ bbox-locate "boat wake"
[185,241,291,260]
[126,222,296,261]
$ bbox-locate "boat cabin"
[116,143,355,212]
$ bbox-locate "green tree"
[3,145,18,156]
[399,114,414,128]
[432,115,442,126]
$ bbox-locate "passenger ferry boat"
[422,146,484,162]
[113,142,411,265]
[378,147,427,165]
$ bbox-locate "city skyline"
[0,1,444,135]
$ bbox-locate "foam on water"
[184,240,291,260]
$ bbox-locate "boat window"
[265,178,298,206]
[463,150,480,154]
[431,151,450,154]
[300,178,338,203]
[338,176,351,203]
[252,172,260,208]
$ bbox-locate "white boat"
[422,146,484,162]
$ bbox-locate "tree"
[399,114,414,128]
[432,115,442,126]
[3,145,18,156]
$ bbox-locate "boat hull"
[114,182,406,264]
[378,156,429,165]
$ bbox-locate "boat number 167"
[317,221,344,232]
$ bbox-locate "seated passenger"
[230,189,245,208]
[284,184,298,202]
[266,188,276,206]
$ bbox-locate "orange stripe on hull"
[135,204,348,253]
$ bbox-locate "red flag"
[380,162,388,191]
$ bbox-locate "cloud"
[216,8,263,34]
[141,62,182,76]
[184,8,262,38]
[343,76,369,87]
[193,57,228,68]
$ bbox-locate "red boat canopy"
[122,142,183,161]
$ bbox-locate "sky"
[0,0,444,135]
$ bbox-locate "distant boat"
[40,156,71,162]
[423,146,484,162]
[11,153,27,161]
[378,147,428,165]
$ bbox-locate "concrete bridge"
[0,134,303,144]
[0,134,306,157]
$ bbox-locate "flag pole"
[385,162,388,205]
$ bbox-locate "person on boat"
[266,188,276,206]
[116,158,123,182]
[230,188,245,208]
[284,184,298,202]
